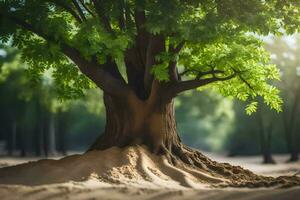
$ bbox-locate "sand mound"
[0,146,299,189]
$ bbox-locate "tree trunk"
[48,113,56,156]
[89,92,181,155]
[88,91,214,169]
[289,132,299,162]
[259,125,275,164]
[284,127,299,162]
[88,92,289,185]
[289,150,299,162]
[57,112,67,155]
[20,124,26,157]
[34,117,43,156]
[41,110,49,157]
[257,105,275,164]
[262,128,276,164]
[7,119,17,156]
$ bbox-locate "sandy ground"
[0,146,299,200]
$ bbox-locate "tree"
[256,99,276,164]
[1,1,300,170]
[0,44,19,155]
[265,36,300,162]
[0,45,73,156]
[226,99,279,163]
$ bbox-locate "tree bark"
[89,91,181,154]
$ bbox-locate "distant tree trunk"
[289,130,298,162]
[7,119,17,156]
[258,110,275,164]
[283,120,299,162]
[34,101,47,156]
[290,149,299,162]
[263,125,276,164]
[19,123,26,157]
[34,119,43,156]
[48,113,56,155]
[283,86,300,162]
[57,112,67,155]
[40,109,49,157]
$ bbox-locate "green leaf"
[245,102,258,115]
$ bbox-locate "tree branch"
[231,68,254,90]
[62,46,131,97]
[168,61,179,81]
[169,41,185,54]
[72,0,87,21]
[134,8,146,33]
[92,0,112,32]
[164,72,236,101]
[118,1,126,30]
[78,0,96,17]
[168,41,185,81]
[238,74,254,90]
[49,0,83,23]
[134,8,150,65]
[180,69,224,78]
[144,34,165,93]
[5,14,131,97]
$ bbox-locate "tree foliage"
[1,0,300,112]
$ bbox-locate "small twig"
[180,68,224,78]
[231,67,254,90]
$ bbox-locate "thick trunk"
[89,92,180,154]
[88,92,294,187]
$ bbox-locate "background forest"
[0,35,299,163]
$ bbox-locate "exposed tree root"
[89,132,300,189]
[88,131,300,189]
[158,143,300,188]
[0,144,299,189]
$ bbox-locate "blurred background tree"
[266,36,300,162]
[226,36,300,162]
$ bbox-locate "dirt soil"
[0,146,299,200]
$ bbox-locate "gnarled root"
[157,143,300,188]
[88,130,300,188]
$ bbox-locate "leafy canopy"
[1,0,300,113]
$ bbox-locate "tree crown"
[1,0,300,113]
